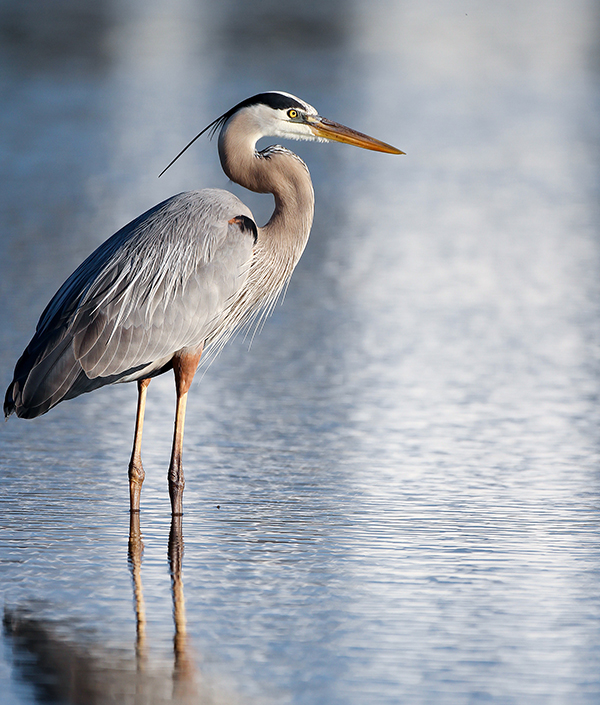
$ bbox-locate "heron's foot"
[128,458,145,513]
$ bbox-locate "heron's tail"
[5,332,154,419]
[4,387,15,419]
[4,336,81,419]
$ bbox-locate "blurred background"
[1,0,599,703]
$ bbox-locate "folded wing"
[5,189,255,418]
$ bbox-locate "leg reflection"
[128,511,198,702]
[168,513,197,699]
[128,511,147,668]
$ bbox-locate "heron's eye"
[287,109,299,120]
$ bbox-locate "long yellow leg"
[168,392,188,515]
[129,378,151,512]
[168,349,202,515]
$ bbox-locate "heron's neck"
[218,121,315,268]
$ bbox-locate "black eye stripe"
[239,92,306,113]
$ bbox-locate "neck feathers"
[208,112,315,351]
[218,112,315,257]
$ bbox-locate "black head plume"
[158,92,308,178]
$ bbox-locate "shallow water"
[1,0,600,703]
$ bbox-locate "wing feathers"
[19,338,81,417]
[6,190,256,418]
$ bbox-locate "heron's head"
[159,91,403,177]
[216,91,405,154]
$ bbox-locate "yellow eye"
[287,109,298,119]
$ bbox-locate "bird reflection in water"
[128,511,197,702]
[4,516,234,704]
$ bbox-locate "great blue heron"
[4,91,403,514]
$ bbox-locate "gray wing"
[6,189,256,418]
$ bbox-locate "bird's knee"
[129,461,145,485]
[168,467,185,490]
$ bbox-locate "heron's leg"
[129,378,151,512]
[168,349,203,515]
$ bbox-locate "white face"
[242,94,321,143]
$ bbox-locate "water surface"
[1,0,600,703]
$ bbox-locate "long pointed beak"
[307,116,405,155]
